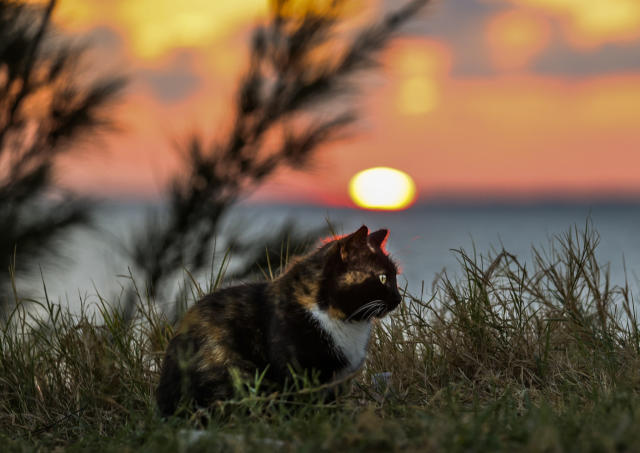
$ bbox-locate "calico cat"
[156,225,402,415]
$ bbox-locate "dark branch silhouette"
[127,0,430,305]
[0,0,125,310]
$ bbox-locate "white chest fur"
[309,308,372,376]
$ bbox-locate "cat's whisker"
[346,301,377,321]
[347,300,384,321]
[359,305,376,320]
[364,308,379,320]
[370,302,386,315]
[361,302,385,321]
[371,305,386,320]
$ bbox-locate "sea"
[17,200,640,312]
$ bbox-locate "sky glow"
[24,0,640,204]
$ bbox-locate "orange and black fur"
[156,225,402,415]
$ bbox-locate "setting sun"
[349,167,416,210]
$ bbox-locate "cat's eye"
[378,274,387,285]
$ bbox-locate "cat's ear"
[347,225,369,243]
[368,229,388,250]
[340,225,368,261]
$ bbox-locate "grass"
[1,222,640,452]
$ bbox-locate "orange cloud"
[504,0,640,48]
[385,39,452,116]
[486,9,552,71]
[34,0,379,62]
[277,0,372,18]
[27,0,267,59]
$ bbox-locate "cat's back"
[190,282,270,321]
[156,281,271,415]
[178,281,272,352]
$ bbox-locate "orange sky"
[38,0,640,205]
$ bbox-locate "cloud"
[534,42,640,76]
[31,0,267,59]
[137,52,201,103]
[386,0,501,77]
[384,0,640,77]
[115,0,266,59]
[503,0,640,48]
[384,38,452,116]
[485,9,552,71]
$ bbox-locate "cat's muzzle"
[377,295,402,318]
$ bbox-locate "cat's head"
[320,225,402,322]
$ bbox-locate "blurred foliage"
[0,0,124,311]
[225,220,327,281]
[127,0,430,305]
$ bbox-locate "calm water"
[19,201,640,310]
